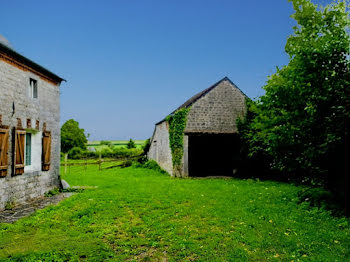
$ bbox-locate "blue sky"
[1,0,332,140]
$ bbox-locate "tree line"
[237,0,350,208]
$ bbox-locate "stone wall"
[185,79,246,134]
[0,60,61,210]
[148,78,247,177]
[148,121,173,176]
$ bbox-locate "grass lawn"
[0,165,349,261]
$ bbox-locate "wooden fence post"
[99,154,102,171]
[64,153,68,174]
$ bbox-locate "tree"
[238,0,350,186]
[100,140,113,148]
[61,119,88,153]
[126,139,136,149]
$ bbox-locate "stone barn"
[148,77,247,177]
[0,38,64,209]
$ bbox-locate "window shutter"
[13,128,25,175]
[0,128,9,177]
[42,131,51,171]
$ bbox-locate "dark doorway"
[188,133,240,177]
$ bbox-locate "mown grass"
[0,164,349,261]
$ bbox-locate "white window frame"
[25,133,32,166]
[29,78,38,99]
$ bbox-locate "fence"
[60,153,142,174]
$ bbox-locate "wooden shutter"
[42,131,51,171]
[0,128,9,177]
[13,129,25,175]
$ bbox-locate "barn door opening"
[188,134,240,177]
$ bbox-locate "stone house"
[0,40,64,209]
[148,77,247,177]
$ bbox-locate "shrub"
[68,147,84,159]
[100,140,113,149]
[142,139,151,154]
[141,160,168,174]
[100,140,112,146]
[120,160,133,168]
[126,139,136,149]
[44,188,60,197]
[112,147,143,158]
[297,187,349,216]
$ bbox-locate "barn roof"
[155,76,246,125]
[0,42,65,84]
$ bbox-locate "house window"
[29,78,38,99]
[25,133,32,166]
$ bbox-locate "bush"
[112,147,143,158]
[120,160,133,168]
[297,187,346,216]
[68,147,84,159]
[44,188,60,197]
[142,139,151,154]
[100,140,113,149]
[65,145,144,160]
[126,139,136,149]
[99,146,114,158]
[140,160,168,175]
[100,140,112,146]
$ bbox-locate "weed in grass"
[44,188,60,197]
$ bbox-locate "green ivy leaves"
[166,108,191,174]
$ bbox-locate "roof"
[0,42,65,84]
[155,76,247,125]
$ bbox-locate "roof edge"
[155,76,248,125]
[0,42,65,84]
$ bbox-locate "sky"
[1,0,333,140]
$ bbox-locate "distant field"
[88,140,146,150]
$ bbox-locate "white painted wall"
[24,130,42,173]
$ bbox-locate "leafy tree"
[100,140,113,148]
[61,119,88,153]
[238,0,350,186]
[126,139,136,149]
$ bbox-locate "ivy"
[166,107,191,174]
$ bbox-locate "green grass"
[0,164,349,261]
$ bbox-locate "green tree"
[238,0,350,185]
[61,119,88,153]
[100,140,113,148]
[126,139,136,149]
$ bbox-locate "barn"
[0,37,64,209]
[148,77,247,177]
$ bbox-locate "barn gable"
[185,77,246,134]
[148,77,247,177]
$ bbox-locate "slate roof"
[156,77,246,125]
[0,42,65,83]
